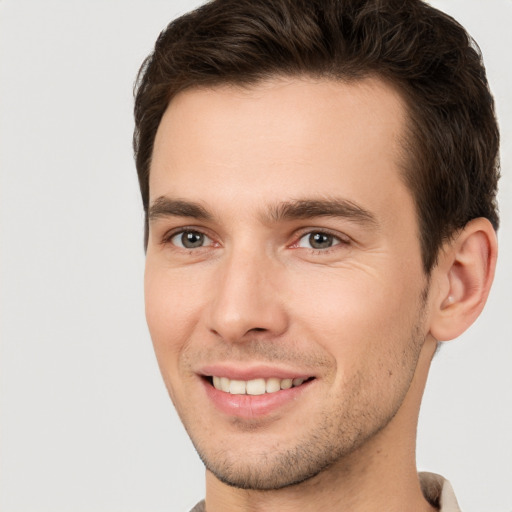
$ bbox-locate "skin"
[144,77,497,511]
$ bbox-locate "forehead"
[150,77,411,221]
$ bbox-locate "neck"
[204,337,438,512]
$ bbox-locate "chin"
[201,448,334,491]
[189,418,377,491]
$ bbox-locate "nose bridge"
[207,240,288,342]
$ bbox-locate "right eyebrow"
[148,197,212,222]
[265,198,378,227]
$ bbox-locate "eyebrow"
[148,196,378,227]
[266,198,378,227]
[148,197,212,221]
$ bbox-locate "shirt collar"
[419,472,462,512]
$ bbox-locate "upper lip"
[198,364,315,381]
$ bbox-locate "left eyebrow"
[265,198,378,227]
[148,197,212,222]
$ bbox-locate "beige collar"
[419,472,462,512]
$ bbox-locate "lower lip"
[202,378,314,419]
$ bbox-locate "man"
[133,0,499,510]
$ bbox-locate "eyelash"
[293,229,350,253]
[161,228,351,253]
[161,227,215,249]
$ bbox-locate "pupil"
[182,231,204,248]
[310,232,332,249]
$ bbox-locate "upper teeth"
[212,376,306,395]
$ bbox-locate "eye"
[170,230,213,249]
[297,231,344,250]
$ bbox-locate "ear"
[429,218,498,342]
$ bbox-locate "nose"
[206,246,289,343]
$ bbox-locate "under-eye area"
[204,376,316,395]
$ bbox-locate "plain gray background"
[1,1,511,511]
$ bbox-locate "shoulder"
[188,499,205,512]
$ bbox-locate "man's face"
[145,77,432,490]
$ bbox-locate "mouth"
[206,375,315,395]
[198,366,317,418]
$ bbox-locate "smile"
[201,371,316,418]
[210,376,311,395]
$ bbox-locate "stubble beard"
[181,290,430,492]
[195,365,416,491]
[198,402,390,491]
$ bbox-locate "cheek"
[144,264,212,410]
[299,274,425,425]
[289,264,423,364]
[144,265,204,363]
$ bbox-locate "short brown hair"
[133,0,500,272]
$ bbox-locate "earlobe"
[429,218,498,342]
